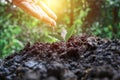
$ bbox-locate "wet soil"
[0,34,120,80]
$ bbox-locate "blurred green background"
[0,0,120,58]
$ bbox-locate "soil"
[0,34,120,80]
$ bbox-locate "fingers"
[38,1,57,20]
[13,0,56,26]
[35,5,56,26]
[13,1,43,21]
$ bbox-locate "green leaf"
[65,26,75,41]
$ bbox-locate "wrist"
[12,0,32,5]
[12,0,22,4]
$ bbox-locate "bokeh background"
[0,0,120,58]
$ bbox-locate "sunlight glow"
[44,0,66,13]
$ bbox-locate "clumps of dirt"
[0,34,120,80]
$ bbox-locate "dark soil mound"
[0,35,120,80]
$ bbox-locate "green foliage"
[0,2,59,58]
[0,0,120,58]
[89,0,120,39]
[0,3,22,58]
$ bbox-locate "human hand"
[12,0,57,26]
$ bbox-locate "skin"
[12,0,57,26]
